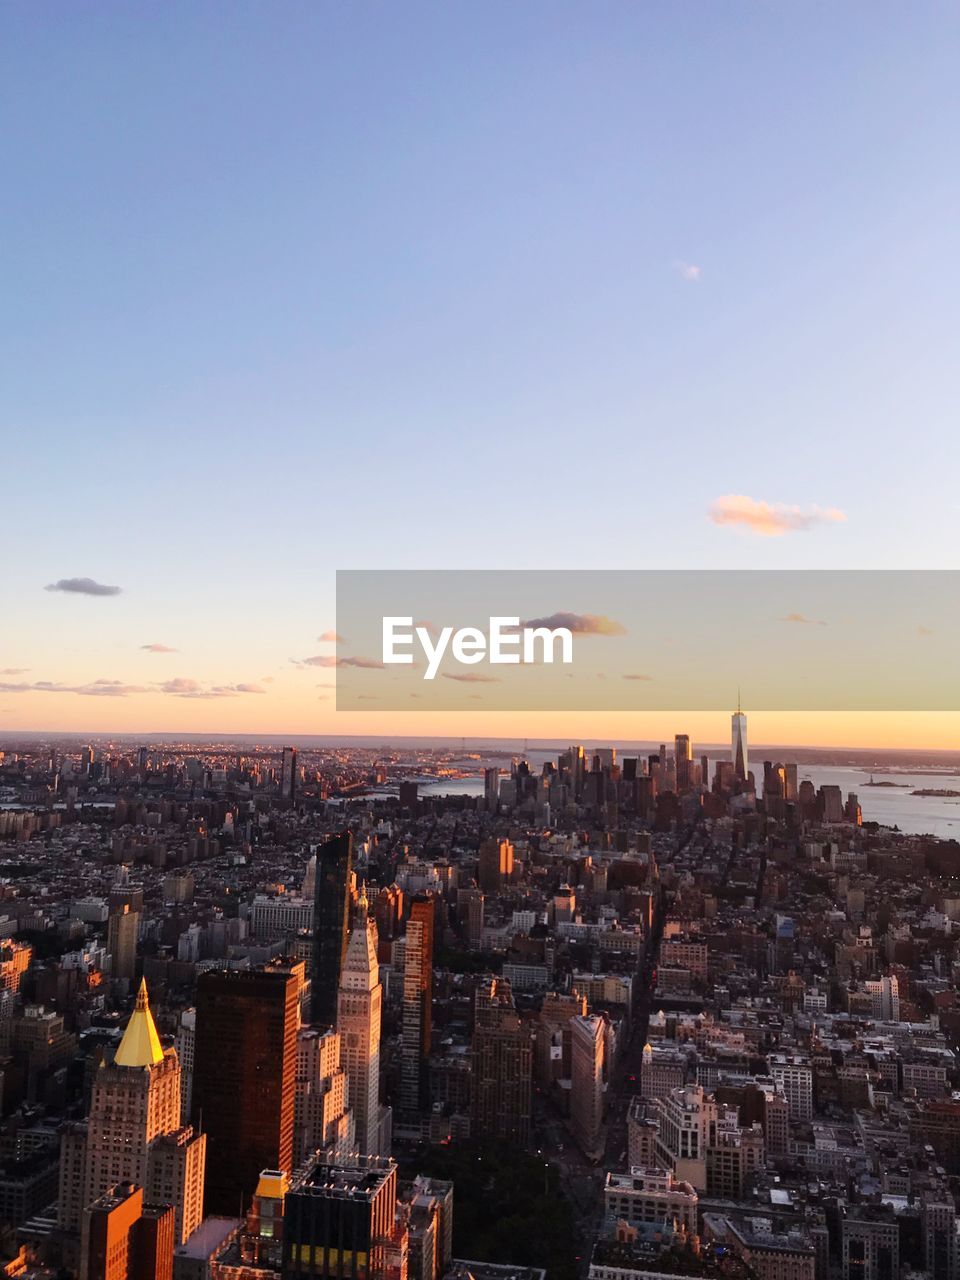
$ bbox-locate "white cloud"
[709,494,847,537]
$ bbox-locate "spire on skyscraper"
[114,977,164,1067]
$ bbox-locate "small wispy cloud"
[622,673,653,681]
[441,672,500,684]
[0,668,28,675]
[318,631,344,643]
[675,261,701,282]
[295,654,383,669]
[157,677,265,699]
[45,577,122,596]
[0,679,150,697]
[709,494,847,537]
[521,612,626,636]
[781,613,827,627]
[918,625,934,637]
[0,675,265,698]
[141,643,177,653]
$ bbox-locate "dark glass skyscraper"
[192,967,299,1216]
[311,831,353,1025]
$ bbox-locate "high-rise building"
[483,767,500,811]
[282,1154,400,1280]
[400,898,434,1115]
[281,746,298,802]
[336,889,382,1156]
[80,1182,175,1280]
[674,735,692,792]
[192,967,299,1216]
[312,832,353,1026]
[477,839,514,893]
[457,887,484,947]
[294,1027,355,1164]
[471,977,533,1147]
[570,1014,605,1161]
[62,980,205,1248]
[107,872,143,985]
[652,1084,718,1190]
[732,699,748,783]
[174,1008,195,1126]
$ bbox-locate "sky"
[2,3,959,744]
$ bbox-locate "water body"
[418,763,960,839]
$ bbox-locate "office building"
[107,873,143,985]
[282,1154,399,1280]
[294,1027,355,1165]
[570,1014,605,1161]
[312,832,353,1026]
[603,1167,698,1235]
[674,735,692,791]
[732,700,748,782]
[336,889,383,1156]
[281,746,298,802]
[192,967,299,1215]
[400,897,434,1115]
[652,1084,718,1191]
[477,839,514,893]
[80,1182,175,1280]
[61,980,205,1248]
[471,977,533,1147]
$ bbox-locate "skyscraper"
[732,697,748,782]
[570,1014,606,1161]
[61,980,205,1248]
[192,967,299,1216]
[400,898,434,1115]
[336,888,382,1155]
[107,870,143,985]
[312,832,353,1026]
[471,977,533,1147]
[674,734,692,792]
[477,839,514,893]
[281,746,298,802]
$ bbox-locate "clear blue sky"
[2,3,959,733]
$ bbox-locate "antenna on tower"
[737,686,741,714]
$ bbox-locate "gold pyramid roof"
[114,978,164,1067]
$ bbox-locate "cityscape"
[3,3,960,1280]
[0,716,959,1279]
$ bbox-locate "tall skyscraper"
[192,967,299,1216]
[107,869,143,985]
[312,832,353,1026]
[483,767,500,811]
[674,734,692,792]
[477,839,514,893]
[281,746,298,802]
[61,980,205,1248]
[336,888,382,1155]
[732,696,748,782]
[400,897,434,1114]
[471,977,533,1147]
